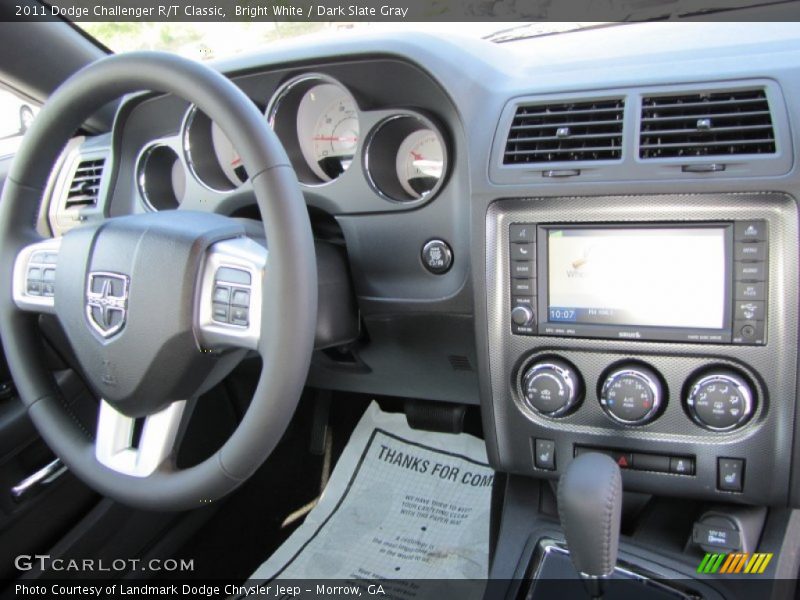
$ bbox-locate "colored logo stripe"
[698,552,773,574]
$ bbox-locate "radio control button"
[510,243,534,261]
[510,224,535,243]
[511,305,534,326]
[735,282,765,301]
[734,241,766,262]
[734,300,764,321]
[521,359,582,417]
[734,221,767,242]
[733,320,765,344]
[600,366,663,425]
[686,372,754,431]
[511,261,534,278]
[734,262,766,281]
[512,279,535,295]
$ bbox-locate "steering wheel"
[0,53,317,511]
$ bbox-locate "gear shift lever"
[557,452,623,599]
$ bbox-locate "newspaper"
[247,401,492,599]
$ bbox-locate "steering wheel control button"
[521,359,582,417]
[421,239,453,274]
[600,365,664,425]
[213,285,230,304]
[230,307,249,326]
[718,458,745,492]
[534,438,556,470]
[686,371,754,431]
[231,289,250,307]
[212,302,229,323]
[216,266,251,285]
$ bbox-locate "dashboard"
[40,23,800,509]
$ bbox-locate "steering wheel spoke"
[12,237,61,314]
[95,399,186,477]
[196,237,267,351]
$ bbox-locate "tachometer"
[296,83,360,182]
[396,129,444,199]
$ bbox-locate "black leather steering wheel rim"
[0,52,317,511]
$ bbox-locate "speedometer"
[296,83,360,182]
[396,129,444,199]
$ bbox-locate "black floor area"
[164,384,374,581]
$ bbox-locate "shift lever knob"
[557,452,622,598]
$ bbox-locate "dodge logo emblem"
[86,272,129,338]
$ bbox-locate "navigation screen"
[547,227,727,330]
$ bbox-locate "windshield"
[77,22,606,61]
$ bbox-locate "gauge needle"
[231,156,242,166]
[410,150,424,160]
[313,136,358,142]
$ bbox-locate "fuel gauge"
[365,114,448,203]
[396,129,444,199]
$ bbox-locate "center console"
[483,193,799,507]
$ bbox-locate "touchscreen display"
[547,227,727,330]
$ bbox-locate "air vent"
[503,99,624,164]
[65,158,105,208]
[640,89,776,159]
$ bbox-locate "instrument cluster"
[134,72,450,211]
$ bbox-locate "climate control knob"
[686,371,754,431]
[600,366,663,425]
[521,359,582,417]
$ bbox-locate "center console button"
[521,359,582,417]
[718,458,744,492]
[734,221,767,242]
[631,453,670,473]
[734,241,766,262]
[534,439,556,470]
[735,282,765,301]
[734,262,766,281]
[510,243,534,261]
[510,224,535,243]
[599,365,663,425]
[511,261,533,278]
[734,300,764,321]
[512,279,535,295]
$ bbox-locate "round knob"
[600,366,663,425]
[511,305,534,326]
[521,359,582,417]
[686,371,754,431]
